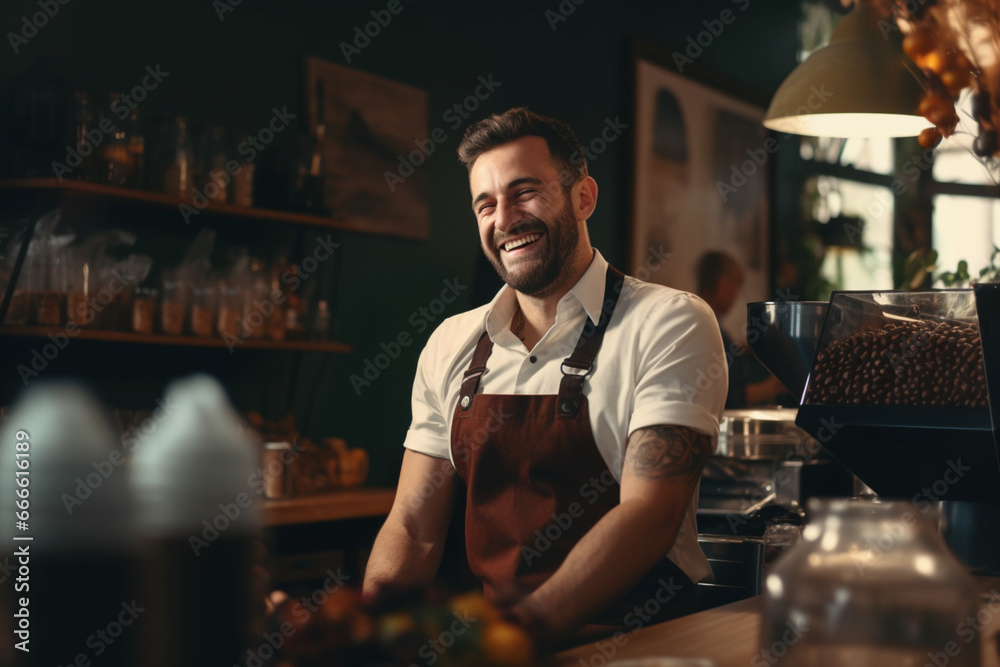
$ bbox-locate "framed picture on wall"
[629,42,772,336]
[304,56,430,240]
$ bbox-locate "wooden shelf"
[0,325,352,353]
[0,178,371,232]
[261,487,396,527]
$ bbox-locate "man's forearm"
[363,514,444,593]
[362,450,458,595]
[512,496,686,645]
[515,424,710,648]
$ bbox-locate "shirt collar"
[482,248,611,339]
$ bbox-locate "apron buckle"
[561,360,591,377]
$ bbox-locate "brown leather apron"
[450,265,697,641]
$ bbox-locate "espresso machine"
[748,286,1000,576]
[697,301,855,539]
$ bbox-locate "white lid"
[131,374,260,537]
[0,381,134,551]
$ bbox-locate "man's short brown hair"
[457,107,588,188]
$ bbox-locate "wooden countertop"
[553,577,1000,666]
[552,597,762,667]
[260,487,395,526]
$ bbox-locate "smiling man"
[364,107,727,650]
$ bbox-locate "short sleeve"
[402,325,454,462]
[628,293,727,445]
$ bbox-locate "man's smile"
[499,231,544,254]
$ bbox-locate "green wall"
[0,0,800,486]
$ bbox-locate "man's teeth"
[503,233,542,252]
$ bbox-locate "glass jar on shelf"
[198,124,229,204]
[131,286,157,335]
[5,252,37,326]
[160,269,187,336]
[243,258,270,340]
[761,498,981,666]
[33,244,66,327]
[189,279,217,338]
[216,282,242,340]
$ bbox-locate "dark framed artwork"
[629,44,771,335]
[304,56,430,240]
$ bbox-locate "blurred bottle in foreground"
[0,382,137,667]
[131,374,259,667]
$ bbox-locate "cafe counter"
[553,577,1000,667]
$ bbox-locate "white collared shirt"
[403,249,727,583]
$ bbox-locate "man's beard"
[483,199,580,296]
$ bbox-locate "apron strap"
[458,331,494,410]
[458,265,626,414]
[557,266,626,418]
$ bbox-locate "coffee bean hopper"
[748,285,1000,575]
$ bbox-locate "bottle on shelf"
[71,90,95,181]
[96,92,131,187]
[162,116,194,200]
[124,106,146,189]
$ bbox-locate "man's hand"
[363,450,457,595]
[510,424,711,650]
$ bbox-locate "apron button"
[560,401,575,414]
[460,395,471,409]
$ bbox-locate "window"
[930,128,1000,283]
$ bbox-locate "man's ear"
[574,176,598,220]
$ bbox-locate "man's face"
[469,136,581,296]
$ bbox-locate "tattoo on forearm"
[625,426,711,481]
